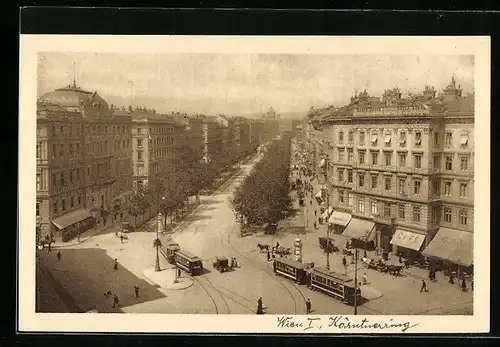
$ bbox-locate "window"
[53,201,58,214]
[137,139,143,147]
[371,132,378,146]
[385,177,391,191]
[371,175,378,189]
[358,198,365,213]
[414,180,421,195]
[36,142,41,159]
[433,131,439,147]
[348,149,354,163]
[69,144,73,155]
[460,134,469,148]
[138,166,143,176]
[36,173,41,190]
[445,131,453,146]
[371,152,378,165]
[433,155,441,171]
[413,206,421,222]
[137,128,142,135]
[348,192,354,206]
[444,207,452,223]
[359,131,365,145]
[347,170,353,183]
[60,126,64,135]
[399,178,407,196]
[359,173,365,188]
[384,133,391,147]
[399,153,407,167]
[36,202,40,217]
[432,179,440,196]
[61,199,66,212]
[460,156,469,171]
[60,173,65,187]
[460,182,468,198]
[431,206,440,224]
[444,181,452,196]
[445,156,453,170]
[359,151,365,164]
[338,169,344,183]
[338,149,344,162]
[384,203,391,217]
[371,201,378,215]
[348,130,354,143]
[459,209,468,226]
[414,154,422,169]
[77,196,81,206]
[70,196,74,208]
[414,131,422,146]
[398,204,405,219]
[137,150,143,161]
[52,144,57,158]
[338,131,344,144]
[339,190,345,204]
[399,131,407,147]
[384,152,392,166]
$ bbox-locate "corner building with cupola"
[36,82,133,242]
[310,77,474,273]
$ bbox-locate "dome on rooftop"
[38,84,109,110]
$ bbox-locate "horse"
[257,244,270,253]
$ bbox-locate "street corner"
[142,267,194,290]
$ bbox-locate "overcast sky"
[38,52,474,115]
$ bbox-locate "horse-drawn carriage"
[318,237,339,253]
[274,246,291,257]
[213,256,229,273]
[363,258,404,276]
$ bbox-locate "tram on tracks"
[174,250,204,276]
[272,258,361,305]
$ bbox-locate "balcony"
[372,213,396,225]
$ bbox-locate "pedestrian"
[276,241,280,249]
[448,273,455,284]
[134,285,140,298]
[267,250,270,262]
[399,254,403,264]
[461,278,467,292]
[471,280,474,290]
[362,272,368,285]
[314,210,317,216]
[57,251,61,262]
[48,242,52,253]
[120,234,124,243]
[313,221,317,230]
[420,279,428,292]
[113,294,120,308]
[310,200,312,205]
[113,258,118,270]
[177,267,181,278]
[363,250,367,258]
[257,297,263,314]
[306,298,311,314]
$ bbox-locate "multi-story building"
[131,108,177,191]
[200,115,228,164]
[311,77,474,270]
[36,82,133,242]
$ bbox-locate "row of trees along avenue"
[230,132,293,234]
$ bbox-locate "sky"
[37,52,475,116]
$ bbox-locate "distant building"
[36,82,133,242]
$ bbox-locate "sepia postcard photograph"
[18,35,490,334]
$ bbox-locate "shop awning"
[422,227,473,267]
[321,207,333,220]
[390,229,426,251]
[51,208,94,230]
[342,218,375,241]
[328,211,352,226]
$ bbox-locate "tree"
[153,238,162,272]
[124,193,149,227]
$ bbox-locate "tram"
[307,267,361,305]
[174,250,204,276]
[273,257,308,284]
[164,243,180,264]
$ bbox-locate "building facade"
[36,83,133,242]
[310,77,474,268]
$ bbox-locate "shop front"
[390,228,426,259]
[51,208,96,242]
[328,211,352,234]
[342,218,376,250]
[422,227,473,277]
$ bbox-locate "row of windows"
[51,195,83,215]
[337,129,470,149]
[136,136,174,147]
[336,191,469,226]
[49,124,132,137]
[136,127,174,135]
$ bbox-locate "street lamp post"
[324,154,331,271]
[353,237,360,315]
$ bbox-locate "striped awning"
[51,208,94,230]
[422,227,473,266]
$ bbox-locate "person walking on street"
[113,294,120,308]
[120,234,124,243]
[420,279,428,292]
[461,278,467,292]
[267,250,271,262]
[313,221,317,230]
[134,285,140,298]
[362,272,368,285]
[342,256,347,274]
[57,251,61,262]
[48,242,51,253]
[113,258,118,270]
[177,267,181,278]
[449,273,455,284]
[306,298,311,314]
[257,297,263,314]
[314,210,317,216]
